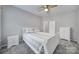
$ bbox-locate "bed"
[22,28,60,54]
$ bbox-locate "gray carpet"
[1,42,35,54]
[1,39,79,54]
[54,39,79,54]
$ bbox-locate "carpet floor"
[1,39,79,54]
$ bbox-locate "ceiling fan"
[39,5,58,12]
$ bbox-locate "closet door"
[49,21,55,36]
[0,6,1,44]
[43,21,49,32]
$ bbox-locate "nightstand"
[7,35,19,49]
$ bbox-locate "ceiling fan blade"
[48,5,58,8]
[37,5,58,13]
[37,6,45,12]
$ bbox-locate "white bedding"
[23,32,59,54]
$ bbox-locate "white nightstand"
[7,35,19,49]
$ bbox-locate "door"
[43,21,49,32]
[49,21,55,36]
[0,6,1,45]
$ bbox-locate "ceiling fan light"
[44,5,47,8]
[44,8,48,12]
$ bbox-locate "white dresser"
[59,27,70,41]
[7,35,19,48]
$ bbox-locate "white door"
[0,6,1,45]
[43,21,49,32]
[49,21,55,36]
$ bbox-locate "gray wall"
[1,6,42,45]
[76,8,79,44]
[0,6,1,45]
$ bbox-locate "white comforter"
[23,32,59,54]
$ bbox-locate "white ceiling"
[14,5,78,17]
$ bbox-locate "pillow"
[23,27,34,33]
[23,27,40,33]
[34,28,40,32]
[23,28,28,33]
[28,28,34,32]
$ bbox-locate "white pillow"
[34,28,40,32]
[23,27,40,33]
[28,28,34,32]
[23,28,29,33]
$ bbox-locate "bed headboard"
[22,27,40,33]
